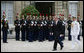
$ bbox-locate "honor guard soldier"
[28,14,34,42]
[1,11,9,43]
[32,14,35,41]
[26,13,30,40]
[45,14,49,40]
[48,15,54,41]
[37,14,44,42]
[81,20,83,37]
[42,14,46,41]
[20,15,26,41]
[33,14,38,41]
[14,13,20,41]
[67,17,72,41]
[77,17,81,40]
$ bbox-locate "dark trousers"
[33,27,38,41]
[43,27,46,40]
[2,30,7,42]
[21,30,26,41]
[53,31,63,50]
[53,37,63,50]
[48,29,54,41]
[78,35,80,40]
[63,30,65,40]
[59,36,64,41]
[62,26,65,40]
[26,28,29,40]
[28,31,33,42]
[48,34,54,41]
[45,28,49,40]
[68,29,72,40]
[38,29,43,41]
[15,30,20,40]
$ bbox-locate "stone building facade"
[1,1,83,38]
[1,1,83,25]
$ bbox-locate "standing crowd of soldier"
[14,13,58,42]
[1,12,82,43]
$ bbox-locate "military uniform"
[42,14,45,41]
[77,20,81,40]
[48,19,54,41]
[26,17,30,40]
[46,19,49,40]
[14,17,20,41]
[81,20,83,37]
[1,17,9,43]
[20,18,26,41]
[28,18,34,42]
[44,15,49,40]
[70,19,81,49]
[67,20,72,40]
[37,18,44,42]
[33,18,38,41]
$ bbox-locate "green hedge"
[20,5,40,19]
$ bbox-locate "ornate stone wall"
[14,1,83,20]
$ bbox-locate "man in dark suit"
[59,17,66,41]
[52,16,64,51]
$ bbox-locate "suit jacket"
[53,20,63,37]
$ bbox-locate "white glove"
[31,24,33,26]
[18,24,20,26]
[34,24,36,26]
[50,32,51,35]
[44,24,46,26]
[60,34,63,37]
[41,24,43,26]
[51,24,53,26]
[24,24,25,25]
[52,33,53,35]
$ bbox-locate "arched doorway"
[35,2,55,16]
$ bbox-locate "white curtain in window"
[1,1,13,24]
[69,2,77,18]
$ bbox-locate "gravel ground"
[1,36,83,52]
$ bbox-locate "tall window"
[1,1,13,24]
[68,1,78,18]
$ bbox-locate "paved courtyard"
[1,36,83,52]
